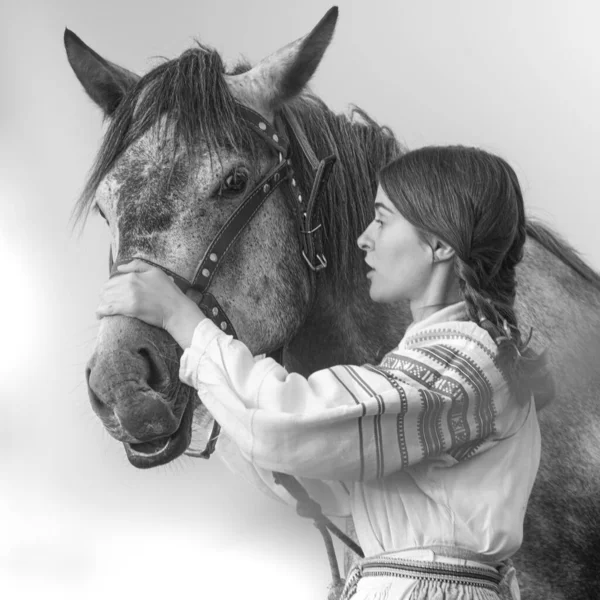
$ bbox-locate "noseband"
[109,103,336,457]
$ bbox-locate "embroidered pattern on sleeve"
[371,335,499,466]
[418,389,446,458]
[414,344,496,440]
[380,354,443,388]
[368,361,473,466]
[451,438,486,462]
[404,328,510,388]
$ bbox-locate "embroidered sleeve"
[180,319,515,481]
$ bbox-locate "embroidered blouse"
[179,302,540,563]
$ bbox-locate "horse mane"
[526,220,600,291]
[280,97,404,292]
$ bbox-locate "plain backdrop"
[1,1,599,599]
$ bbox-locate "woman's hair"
[379,145,554,409]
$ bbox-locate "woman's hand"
[96,259,206,349]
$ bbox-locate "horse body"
[514,237,600,599]
[66,9,600,598]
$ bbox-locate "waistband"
[341,547,502,599]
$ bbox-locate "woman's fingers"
[97,259,183,328]
[116,258,151,273]
[96,300,117,319]
[97,275,135,319]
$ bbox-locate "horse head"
[66,8,344,468]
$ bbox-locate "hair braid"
[457,201,552,408]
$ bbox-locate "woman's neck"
[410,269,462,323]
[410,300,460,323]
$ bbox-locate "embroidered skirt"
[340,549,519,600]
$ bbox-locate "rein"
[108,101,363,589]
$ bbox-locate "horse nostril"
[86,367,113,420]
[138,347,170,393]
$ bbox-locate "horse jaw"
[225,6,338,119]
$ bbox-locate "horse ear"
[226,6,338,117]
[64,28,139,116]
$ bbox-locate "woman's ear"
[431,238,455,263]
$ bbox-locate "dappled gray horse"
[65,8,600,600]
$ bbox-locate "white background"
[1,1,599,599]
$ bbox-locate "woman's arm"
[95,261,517,481]
[180,319,516,482]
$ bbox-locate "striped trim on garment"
[366,365,410,470]
[375,357,479,463]
[404,328,511,388]
[329,366,366,481]
[380,354,444,388]
[431,375,471,451]
[418,390,445,458]
[340,556,501,600]
[343,366,386,479]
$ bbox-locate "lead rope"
[272,471,363,600]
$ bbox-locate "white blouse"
[179,302,540,563]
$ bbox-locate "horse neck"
[285,280,412,376]
[280,99,411,375]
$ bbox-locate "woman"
[97,146,552,599]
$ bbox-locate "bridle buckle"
[302,250,327,272]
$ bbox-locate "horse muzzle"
[86,315,195,468]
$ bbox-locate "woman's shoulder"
[386,320,507,404]
[397,318,508,385]
[402,318,497,355]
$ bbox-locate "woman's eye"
[219,168,249,198]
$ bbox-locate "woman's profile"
[97,145,553,600]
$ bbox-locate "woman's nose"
[357,227,373,251]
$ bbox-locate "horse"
[64,7,600,599]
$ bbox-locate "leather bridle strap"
[279,107,335,281]
[190,105,291,294]
[190,158,289,292]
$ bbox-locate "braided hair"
[379,146,553,408]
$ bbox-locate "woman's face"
[357,185,434,304]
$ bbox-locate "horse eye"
[94,204,108,223]
[219,168,249,198]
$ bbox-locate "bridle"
[109,102,336,455]
[107,103,363,589]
